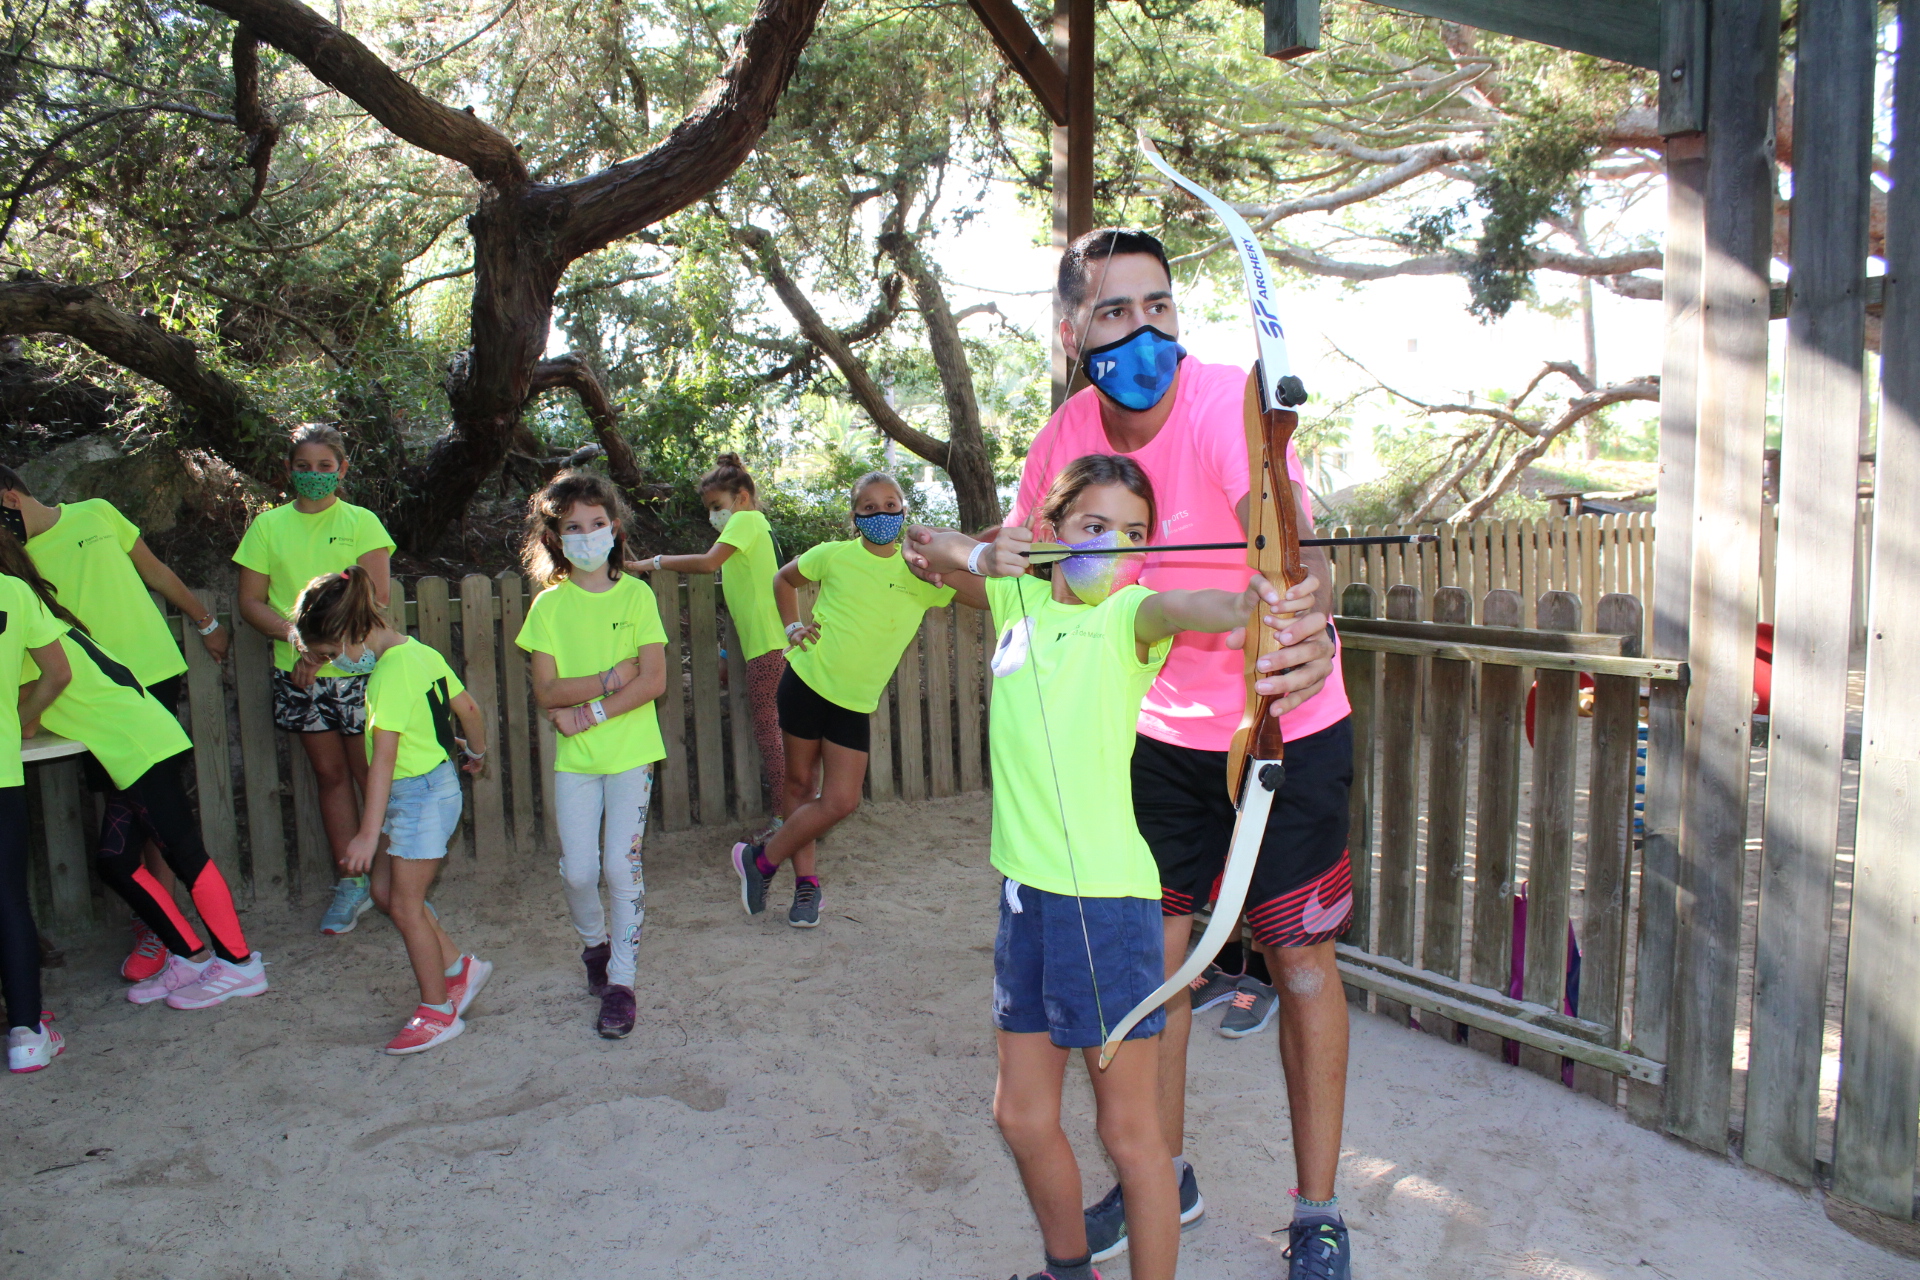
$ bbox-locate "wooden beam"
[1834,0,1920,1219]
[1264,0,1320,59]
[1659,0,1708,135]
[1339,633,1681,680]
[1744,0,1875,1189]
[1335,613,1628,656]
[1048,0,1093,409]
[1666,0,1781,1155]
[964,0,1067,125]
[1365,0,1659,70]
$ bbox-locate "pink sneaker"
[446,956,493,1016]
[165,953,269,1009]
[385,1004,464,1055]
[120,922,168,982]
[128,953,210,1005]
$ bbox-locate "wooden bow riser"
[1228,372,1306,800]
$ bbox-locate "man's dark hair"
[1056,228,1173,311]
[0,464,29,497]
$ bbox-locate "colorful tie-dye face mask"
[1057,529,1146,605]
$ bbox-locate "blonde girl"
[292,567,489,1055]
[516,471,668,1040]
[234,424,395,937]
[728,472,953,929]
[635,453,786,817]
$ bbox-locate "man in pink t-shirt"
[1014,229,1356,1276]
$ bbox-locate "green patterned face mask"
[291,470,340,500]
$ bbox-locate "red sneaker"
[446,955,493,1016]
[120,922,167,982]
[384,1004,464,1055]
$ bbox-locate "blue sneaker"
[1285,1219,1351,1280]
[1083,1164,1206,1262]
[319,877,372,935]
[730,842,769,915]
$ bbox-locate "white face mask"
[708,507,732,532]
[561,525,616,572]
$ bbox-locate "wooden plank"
[1522,518,1541,628]
[460,575,505,860]
[182,584,242,897]
[1744,0,1875,1184]
[1363,0,1659,70]
[232,595,286,898]
[1834,0,1920,1216]
[926,610,955,798]
[1631,127,1706,1129]
[289,746,329,900]
[897,628,926,802]
[496,572,534,852]
[1339,583,1380,1001]
[1668,0,1781,1153]
[1574,593,1646,1102]
[1421,586,1473,1044]
[1520,591,1582,1080]
[687,573,726,826]
[724,618,763,819]
[1336,615,1628,656]
[39,758,92,931]
[654,572,690,832]
[1262,0,1319,60]
[1340,634,1680,680]
[1467,589,1526,1060]
[1375,583,1422,1026]
[869,677,896,801]
[965,0,1068,124]
[1580,515,1601,622]
[415,577,452,662]
[956,604,984,792]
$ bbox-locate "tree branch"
[525,353,645,495]
[216,29,284,222]
[1452,376,1660,521]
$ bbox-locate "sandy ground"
[6,792,1915,1280]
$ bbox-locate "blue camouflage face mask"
[852,510,906,545]
[331,643,379,676]
[1081,324,1185,411]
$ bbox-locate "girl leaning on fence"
[516,471,668,1041]
[633,453,787,826]
[233,424,396,938]
[727,470,954,929]
[292,566,491,1056]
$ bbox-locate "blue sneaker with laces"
[319,876,372,935]
[1082,1163,1205,1262]
[1284,1219,1351,1280]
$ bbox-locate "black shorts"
[776,667,870,754]
[1131,717,1354,949]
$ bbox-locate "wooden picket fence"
[22,571,994,935]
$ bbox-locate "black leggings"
[96,751,249,966]
[0,786,43,1029]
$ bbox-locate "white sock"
[424,1000,455,1015]
[444,957,464,978]
[1292,1191,1341,1224]
[1173,1155,1191,1179]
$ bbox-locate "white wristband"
[785,621,806,640]
[653,555,663,572]
[196,616,220,636]
[587,699,608,725]
[966,540,991,577]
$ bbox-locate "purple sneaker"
[582,942,611,997]
[128,953,210,1005]
[597,985,637,1039]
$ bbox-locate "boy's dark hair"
[1056,229,1173,311]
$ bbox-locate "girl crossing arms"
[727,471,953,928]
[516,473,668,1041]
[905,454,1301,1280]
[293,567,490,1056]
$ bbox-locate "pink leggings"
[745,651,788,811]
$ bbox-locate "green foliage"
[1466,113,1607,320]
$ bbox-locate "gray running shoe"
[1219,975,1279,1038]
[1083,1163,1206,1261]
[1285,1219,1351,1280]
[730,842,768,915]
[1188,962,1239,1012]
[788,881,821,928]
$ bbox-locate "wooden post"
[687,574,726,826]
[1375,583,1423,1025]
[1467,589,1525,1060]
[1338,584,1379,1002]
[497,572,535,852]
[1631,124,1707,1130]
[956,605,985,793]
[181,586,241,896]
[869,678,896,801]
[1834,0,1920,1217]
[39,759,92,930]
[724,618,763,819]
[415,577,452,661]
[1421,586,1473,1043]
[654,572,691,832]
[897,630,926,802]
[1520,591,1582,1081]
[1048,0,1094,408]
[460,575,506,859]
[1742,0,1875,1187]
[1666,0,1780,1154]
[926,611,956,798]
[232,601,286,898]
[1575,593,1646,1102]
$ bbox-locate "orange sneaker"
[384,1004,464,1055]
[120,922,167,982]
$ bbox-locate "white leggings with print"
[553,765,652,989]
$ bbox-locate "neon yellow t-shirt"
[984,577,1169,901]
[515,574,668,774]
[0,576,70,788]
[716,509,783,661]
[232,499,395,675]
[364,638,467,781]
[788,540,954,714]
[25,498,186,687]
[28,627,191,790]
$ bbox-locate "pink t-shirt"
[1013,358,1350,752]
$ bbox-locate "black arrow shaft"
[1021,534,1438,558]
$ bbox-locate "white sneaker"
[128,952,211,1005]
[7,1018,63,1073]
[165,953,269,1009]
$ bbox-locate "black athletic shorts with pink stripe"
[1131,717,1354,949]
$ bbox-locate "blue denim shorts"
[993,879,1168,1048]
[381,760,463,860]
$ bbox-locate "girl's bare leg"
[770,740,866,881]
[299,730,362,876]
[382,851,458,1005]
[993,1030,1085,1261]
[1084,1036,1179,1280]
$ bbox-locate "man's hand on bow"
[1242,572,1335,719]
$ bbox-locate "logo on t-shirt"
[77,534,112,550]
[328,535,348,544]
[1054,628,1100,643]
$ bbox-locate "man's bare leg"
[1263,938,1348,1201]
